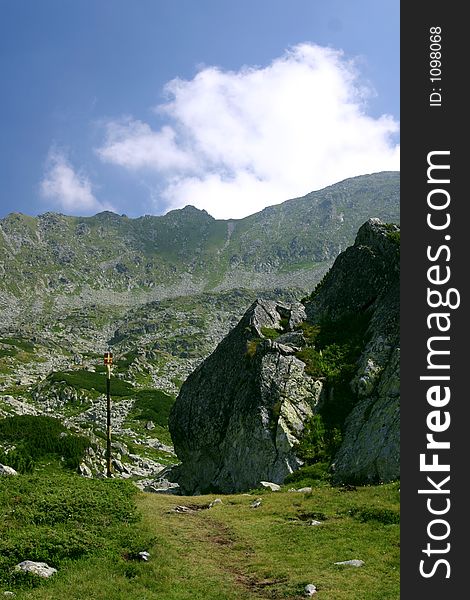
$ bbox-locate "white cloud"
[97,43,399,219]
[97,119,196,171]
[40,151,114,215]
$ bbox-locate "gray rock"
[276,331,305,349]
[334,559,365,567]
[0,464,18,476]
[169,300,321,494]
[3,592,15,597]
[77,463,92,478]
[250,498,262,508]
[209,498,223,508]
[304,583,317,596]
[112,459,131,475]
[145,421,155,430]
[169,219,400,493]
[173,505,194,513]
[138,551,150,561]
[260,481,281,491]
[112,441,128,456]
[14,561,57,578]
[139,478,181,495]
[310,520,322,526]
[297,487,312,494]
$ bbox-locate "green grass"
[122,389,175,447]
[132,390,173,423]
[6,477,400,599]
[0,472,152,592]
[260,327,280,340]
[0,347,17,358]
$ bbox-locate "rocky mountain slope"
[0,172,398,321]
[169,219,400,493]
[0,172,399,488]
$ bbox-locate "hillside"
[0,172,399,488]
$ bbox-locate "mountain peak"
[165,205,214,219]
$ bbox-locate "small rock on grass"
[138,551,150,561]
[0,464,18,476]
[260,481,281,491]
[250,498,262,508]
[209,498,223,508]
[173,505,193,513]
[305,583,317,596]
[14,561,57,578]
[334,559,365,567]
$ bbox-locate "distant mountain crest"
[0,172,399,322]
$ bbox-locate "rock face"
[304,218,400,483]
[170,218,399,492]
[169,300,322,494]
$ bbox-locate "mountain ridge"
[0,172,399,309]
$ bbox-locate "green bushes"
[260,326,280,340]
[0,415,90,471]
[128,389,175,428]
[295,312,371,466]
[349,506,400,525]
[295,414,342,466]
[0,337,35,352]
[0,447,34,473]
[48,369,134,396]
[284,462,331,486]
[386,230,400,245]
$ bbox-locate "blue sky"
[0,0,399,219]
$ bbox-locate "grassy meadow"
[1,469,399,600]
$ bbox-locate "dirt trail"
[142,496,301,600]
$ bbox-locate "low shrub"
[48,369,134,396]
[284,462,331,486]
[294,311,371,465]
[245,338,261,358]
[349,506,400,525]
[128,389,175,428]
[260,327,280,340]
[0,415,90,471]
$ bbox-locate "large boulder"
[169,300,322,494]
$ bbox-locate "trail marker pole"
[104,351,113,478]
